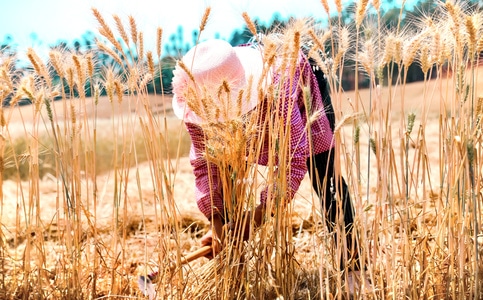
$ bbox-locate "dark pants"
[308,58,360,271]
[306,151,360,271]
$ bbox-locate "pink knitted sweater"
[184,49,334,220]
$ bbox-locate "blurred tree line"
[0,0,481,104]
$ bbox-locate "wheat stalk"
[96,40,124,66]
[27,48,51,87]
[92,8,124,54]
[146,51,154,76]
[199,7,211,33]
[335,0,342,15]
[138,32,144,62]
[402,34,422,68]
[356,0,369,28]
[156,27,163,58]
[321,0,330,15]
[129,15,138,45]
[113,14,130,46]
[465,15,478,58]
[372,0,380,11]
[242,12,258,37]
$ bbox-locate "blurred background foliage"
[1,0,481,105]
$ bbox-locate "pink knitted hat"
[171,39,269,124]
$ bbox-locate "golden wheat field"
[1,1,483,299]
[1,65,482,299]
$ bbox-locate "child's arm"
[185,123,225,221]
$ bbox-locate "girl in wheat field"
[171,29,371,295]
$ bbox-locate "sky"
[0,0,342,58]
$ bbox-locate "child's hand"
[201,204,266,259]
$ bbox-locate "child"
[171,36,369,294]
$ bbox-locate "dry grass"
[0,1,482,299]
